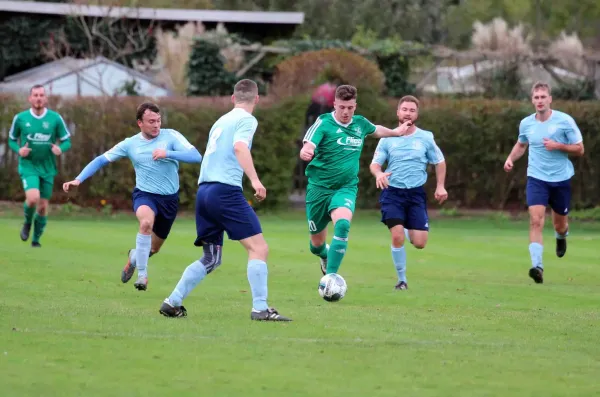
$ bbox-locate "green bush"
[1,94,599,211]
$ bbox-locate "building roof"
[0,0,305,24]
[0,56,171,96]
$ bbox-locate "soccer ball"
[318,273,347,302]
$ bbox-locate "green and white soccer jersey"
[9,108,71,178]
[302,112,377,234]
[303,112,377,190]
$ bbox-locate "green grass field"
[1,211,599,397]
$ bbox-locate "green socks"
[310,242,328,259]
[326,219,351,274]
[32,214,47,244]
[24,203,35,224]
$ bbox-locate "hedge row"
[1,93,599,210]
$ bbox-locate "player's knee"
[201,243,222,274]
[26,196,39,207]
[255,241,269,261]
[334,218,351,238]
[413,241,426,249]
[37,203,48,216]
[390,230,405,247]
[139,219,153,233]
[529,215,544,230]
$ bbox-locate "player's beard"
[400,115,417,125]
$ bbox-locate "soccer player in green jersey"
[8,85,72,247]
[299,85,411,278]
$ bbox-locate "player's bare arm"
[299,141,315,161]
[504,142,528,172]
[542,139,584,156]
[434,161,448,204]
[372,120,412,138]
[234,141,266,201]
[369,163,391,190]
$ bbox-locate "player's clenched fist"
[503,158,513,172]
[299,143,315,161]
[251,179,266,201]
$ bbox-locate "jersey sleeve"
[360,116,377,137]
[303,117,325,147]
[426,135,445,164]
[8,115,20,141]
[517,119,528,143]
[233,116,258,147]
[104,138,130,162]
[168,129,195,151]
[56,113,71,141]
[371,139,389,165]
[564,116,583,144]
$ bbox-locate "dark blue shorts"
[526,177,571,215]
[132,188,179,239]
[194,182,262,246]
[379,185,429,231]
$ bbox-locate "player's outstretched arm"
[504,142,528,172]
[372,121,412,138]
[234,141,266,201]
[63,155,111,191]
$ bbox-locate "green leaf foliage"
[1,94,598,211]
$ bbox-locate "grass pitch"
[1,211,599,396]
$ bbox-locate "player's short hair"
[30,84,45,94]
[136,102,160,121]
[398,95,420,109]
[531,81,551,96]
[335,85,357,101]
[233,79,258,103]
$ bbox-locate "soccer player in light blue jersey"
[504,82,584,284]
[370,96,448,290]
[159,79,291,321]
[62,103,202,291]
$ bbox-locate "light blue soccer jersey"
[199,108,258,188]
[372,128,445,189]
[104,128,194,195]
[518,110,583,182]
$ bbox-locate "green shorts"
[305,184,357,234]
[21,174,54,199]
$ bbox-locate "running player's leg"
[526,177,548,284]
[217,187,290,321]
[160,184,222,318]
[130,188,158,291]
[548,179,571,258]
[123,192,178,282]
[380,187,409,289]
[30,176,53,247]
[305,185,332,275]
[399,187,430,290]
[20,175,40,242]
[324,186,357,275]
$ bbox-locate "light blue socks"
[169,260,207,307]
[247,259,268,311]
[135,233,151,278]
[391,246,407,283]
[529,242,544,269]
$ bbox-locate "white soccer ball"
[318,273,347,302]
